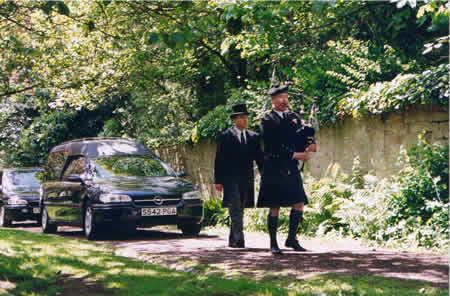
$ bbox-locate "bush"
[385,134,449,249]
[202,197,229,227]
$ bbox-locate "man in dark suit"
[257,84,315,255]
[214,103,263,248]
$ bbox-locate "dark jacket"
[214,128,263,208]
[257,110,308,208]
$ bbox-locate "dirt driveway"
[12,223,449,287]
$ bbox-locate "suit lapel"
[270,110,282,125]
[230,128,241,145]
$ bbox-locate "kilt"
[257,159,308,208]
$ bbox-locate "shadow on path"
[11,223,449,287]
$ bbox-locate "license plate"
[141,207,176,217]
[33,207,40,214]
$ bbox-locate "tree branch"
[0,84,39,97]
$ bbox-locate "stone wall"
[153,106,448,198]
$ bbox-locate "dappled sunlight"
[290,274,447,296]
[54,265,89,277]
[67,242,111,252]
[106,268,122,275]
[67,248,91,257]
[85,256,104,265]
[19,240,36,245]
[0,280,16,290]
[0,227,447,295]
[104,261,125,268]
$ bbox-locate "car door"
[55,155,87,224]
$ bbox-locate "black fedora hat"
[230,103,250,118]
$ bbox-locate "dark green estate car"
[40,137,203,239]
[0,168,44,227]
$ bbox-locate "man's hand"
[306,143,316,152]
[293,152,309,161]
[215,184,223,192]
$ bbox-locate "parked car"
[0,168,44,227]
[40,137,203,239]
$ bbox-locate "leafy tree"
[0,0,447,165]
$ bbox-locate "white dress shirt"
[274,110,287,118]
[234,127,247,143]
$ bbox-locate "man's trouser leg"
[229,207,244,247]
[285,208,306,251]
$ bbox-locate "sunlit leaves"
[337,64,449,118]
[0,0,448,163]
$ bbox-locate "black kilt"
[257,159,308,208]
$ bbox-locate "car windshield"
[5,171,41,188]
[91,155,176,178]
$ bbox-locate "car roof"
[49,137,156,158]
[3,167,44,173]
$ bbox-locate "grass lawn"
[0,228,447,296]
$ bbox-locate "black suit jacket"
[214,128,263,208]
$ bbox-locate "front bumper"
[91,199,203,227]
[3,205,41,222]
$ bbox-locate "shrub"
[202,197,229,227]
[385,134,449,249]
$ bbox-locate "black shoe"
[270,245,283,255]
[229,241,245,248]
[285,239,307,251]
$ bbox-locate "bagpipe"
[295,100,319,153]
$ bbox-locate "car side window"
[46,151,67,181]
[62,156,86,181]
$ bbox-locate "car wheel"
[41,206,57,233]
[0,206,11,227]
[180,224,201,236]
[84,204,98,240]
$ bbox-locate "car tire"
[84,203,98,240]
[0,206,11,227]
[179,224,201,236]
[41,206,57,233]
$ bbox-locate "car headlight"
[182,191,201,200]
[7,198,28,205]
[99,194,132,203]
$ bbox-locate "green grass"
[0,229,447,296]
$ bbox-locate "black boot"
[268,215,283,255]
[285,209,307,251]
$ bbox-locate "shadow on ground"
[11,222,449,288]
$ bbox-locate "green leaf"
[41,1,54,15]
[149,33,159,44]
[56,2,70,16]
[171,32,185,48]
[87,21,95,32]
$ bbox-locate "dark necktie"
[241,131,246,144]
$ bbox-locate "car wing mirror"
[176,171,186,178]
[67,174,83,183]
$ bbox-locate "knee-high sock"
[287,209,303,242]
[267,214,279,248]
